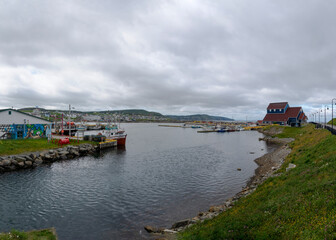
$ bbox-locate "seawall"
[0,143,98,174]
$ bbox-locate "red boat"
[107,129,127,146]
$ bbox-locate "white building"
[82,115,102,121]
[0,109,52,139]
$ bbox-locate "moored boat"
[103,126,127,146]
[216,128,227,132]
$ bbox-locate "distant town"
[18,107,234,123]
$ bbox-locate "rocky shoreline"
[144,136,294,240]
[0,144,98,173]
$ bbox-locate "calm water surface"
[0,123,273,239]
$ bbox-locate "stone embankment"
[0,144,97,173]
[144,134,294,240]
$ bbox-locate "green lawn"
[179,124,336,239]
[0,229,56,240]
[328,118,336,125]
[0,138,95,156]
[275,125,305,139]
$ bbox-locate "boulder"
[18,162,25,168]
[70,150,80,157]
[24,155,33,161]
[58,151,69,156]
[14,156,26,162]
[2,159,11,166]
[11,160,19,166]
[171,219,191,229]
[286,163,296,172]
[34,158,43,165]
[25,161,33,167]
[143,226,164,234]
[163,229,177,234]
[209,205,225,213]
[7,165,16,171]
[79,147,87,153]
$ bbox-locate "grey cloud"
[0,0,336,119]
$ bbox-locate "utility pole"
[319,109,322,125]
[332,98,336,130]
[324,106,329,128]
[69,104,71,137]
[61,113,64,135]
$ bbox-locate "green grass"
[179,124,336,240]
[0,229,56,240]
[275,126,305,139]
[328,118,336,125]
[0,138,96,156]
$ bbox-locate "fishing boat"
[101,122,127,146]
[107,129,127,146]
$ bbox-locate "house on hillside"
[0,109,52,139]
[263,102,308,126]
[82,114,101,121]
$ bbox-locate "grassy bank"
[0,229,56,240]
[0,138,95,156]
[180,124,336,239]
[328,118,336,125]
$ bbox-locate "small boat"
[216,128,227,133]
[86,124,101,131]
[105,124,118,130]
[197,125,216,133]
[76,125,87,131]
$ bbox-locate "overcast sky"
[1,0,335,120]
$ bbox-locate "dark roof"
[286,107,301,118]
[263,107,301,122]
[299,112,307,120]
[267,102,288,110]
[263,113,288,122]
[0,109,52,123]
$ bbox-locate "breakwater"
[0,144,97,173]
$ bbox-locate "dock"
[197,130,217,133]
[158,125,182,127]
[99,139,117,149]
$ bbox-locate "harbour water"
[0,123,274,239]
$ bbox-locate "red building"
[263,102,307,126]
